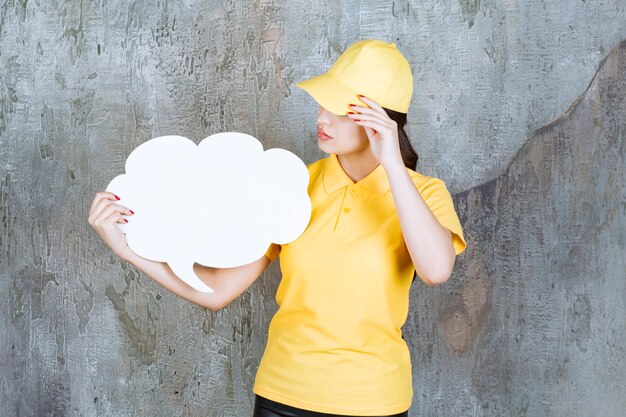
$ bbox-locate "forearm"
[118,249,222,311]
[383,160,455,285]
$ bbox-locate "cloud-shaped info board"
[105,132,311,293]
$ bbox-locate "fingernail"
[347,112,355,115]
[129,209,134,214]
[354,119,361,122]
[124,219,128,223]
[114,194,120,200]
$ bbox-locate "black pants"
[253,394,409,417]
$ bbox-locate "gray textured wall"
[1,1,625,416]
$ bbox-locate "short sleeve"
[264,243,282,261]
[419,178,467,255]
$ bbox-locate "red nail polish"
[347,112,355,115]
[354,119,361,122]
[129,209,134,214]
[124,219,128,223]
[114,194,120,200]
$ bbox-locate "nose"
[317,105,332,125]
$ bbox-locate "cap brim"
[295,73,367,116]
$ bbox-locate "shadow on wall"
[426,39,626,415]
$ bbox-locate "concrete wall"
[1,1,624,416]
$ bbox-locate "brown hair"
[381,107,418,170]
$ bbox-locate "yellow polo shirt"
[253,153,466,416]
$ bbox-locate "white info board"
[105,132,312,293]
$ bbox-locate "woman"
[251,39,466,417]
[88,39,466,417]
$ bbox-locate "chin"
[317,140,331,150]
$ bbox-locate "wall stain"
[73,273,94,334]
[566,293,592,353]
[39,104,56,160]
[439,277,490,353]
[60,0,86,64]
[0,55,21,137]
[0,173,10,250]
[459,0,481,29]
[105,265,157,366]
[70,90,95,129]
[262,27,292,98]
[8,268,27,331]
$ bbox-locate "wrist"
[382,157,405,173]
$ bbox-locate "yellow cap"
[295,39,413,115]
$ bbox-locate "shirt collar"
[322,153,390,196]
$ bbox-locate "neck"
[336,148,380,182]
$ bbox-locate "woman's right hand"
[88,191,135,258]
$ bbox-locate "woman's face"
[316,105,370,155]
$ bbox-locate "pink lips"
[317,129,332,140]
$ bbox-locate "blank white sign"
[106,132,311,293]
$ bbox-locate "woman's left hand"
[347,94,404,169]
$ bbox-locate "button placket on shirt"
[336,185,359,233]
